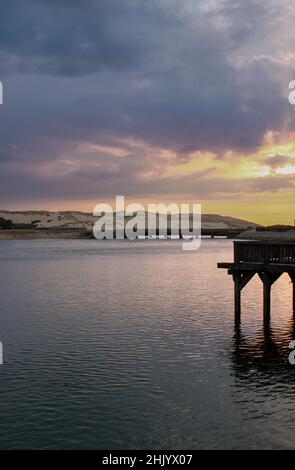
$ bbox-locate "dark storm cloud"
[0,0,157,75]
[264,154,294,169]
[0,0,281,76]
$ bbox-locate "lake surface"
[0,239,295,450]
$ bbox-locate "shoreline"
[1,229,295,241]
[0,229,93,240]
[238,230,295,242]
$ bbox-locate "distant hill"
[0,210,260,230]
[202,214,260,229]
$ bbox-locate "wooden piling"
[234,273,241,320]
[262,272,271,321]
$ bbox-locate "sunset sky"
[0,0,295,224]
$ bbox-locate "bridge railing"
[234,241,295,264]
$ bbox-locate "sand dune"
[0,210,259,231]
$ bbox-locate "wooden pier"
[218,241,295,320]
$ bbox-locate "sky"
[0,0,295,224]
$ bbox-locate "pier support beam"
[262,273,271,321]
[258,273,282,321]
[234,273,241,320]
[233,271,255,321]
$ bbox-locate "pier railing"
[234,241,295,264]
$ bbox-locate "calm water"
[0,239,295,450]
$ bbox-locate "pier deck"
[218,241,295,320]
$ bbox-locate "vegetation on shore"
[257,225,295,232]
[0,217,37,230]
